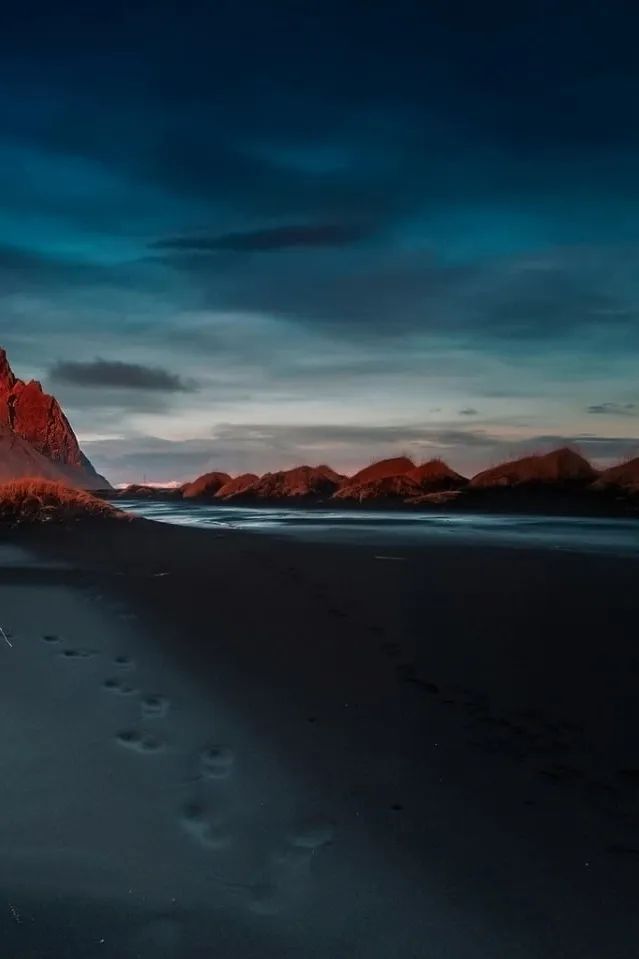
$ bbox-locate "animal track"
[59,648,95,659]
[42,634,60,644]
[115,729,163,754]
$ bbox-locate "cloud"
[50,358,195,392]
[586,402,637,416]
[151,222,373,253]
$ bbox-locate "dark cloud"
[586,402,637,416]
[50,358,195,392]
[151,223,373,253]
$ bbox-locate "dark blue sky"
[2,0,638,482]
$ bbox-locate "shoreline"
[2,517,639,956]
[103,487,639,519]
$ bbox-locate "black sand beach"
[1,517,639,957]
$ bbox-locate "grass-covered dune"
[0,479,127,525]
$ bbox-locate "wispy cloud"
[151,222,372,254]
[586,402,637,416]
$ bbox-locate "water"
[116,499,639,557]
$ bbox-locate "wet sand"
[1,518,639,957]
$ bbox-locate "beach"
[1,516,638,957]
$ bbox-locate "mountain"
[470,447,597,488]
[0,348,109,489]
[223,465,342,501]
[593,457,639,493]
[181,471,232,499]
[0,422,77,484]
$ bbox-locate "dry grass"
[0,479,127,525]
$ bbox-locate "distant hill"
[215,473,259,499]
[347,456,416,486]
[593,457,639,492]
[181,471,232,499]
[223,465,343,501]
[335,456,465,501]
[470,447,597,488]
[334,474,421,502]
[118,447,639,516]
[407,459,468,491]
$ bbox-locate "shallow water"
[117,500,639,557]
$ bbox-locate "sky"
[1,0,639,484]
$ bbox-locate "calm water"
[117,499,639,557]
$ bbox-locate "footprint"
[396,662,418,683]
[618,769,639,786]
[59,648,95,659]
[113,655,135,671]
[115,729,163,754]
[141,694,170,720]
[103,677,138,696]
[288,816,335,849]
[199,745,235,780]
[328,607,347,619]
[380,641,402,659]
[248,844,315,915]
[130,916,182,953]
[179,802,232,850]
[608,843,639,859]
[247,881,281,915]
[42,633,60,644]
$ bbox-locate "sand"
[0,518,638,957]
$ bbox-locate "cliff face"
[0,348,110,489]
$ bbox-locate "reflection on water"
[117,500,639,557]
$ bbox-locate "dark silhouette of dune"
[215,473,260,499]
[347,456,416,486]
[181,471,232,499]
[112,448,639,516]
[593,457,639,492]
[407,458,468,491]
[470,447,597,488]
[224,465,342,501]
[334,474,421,501]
